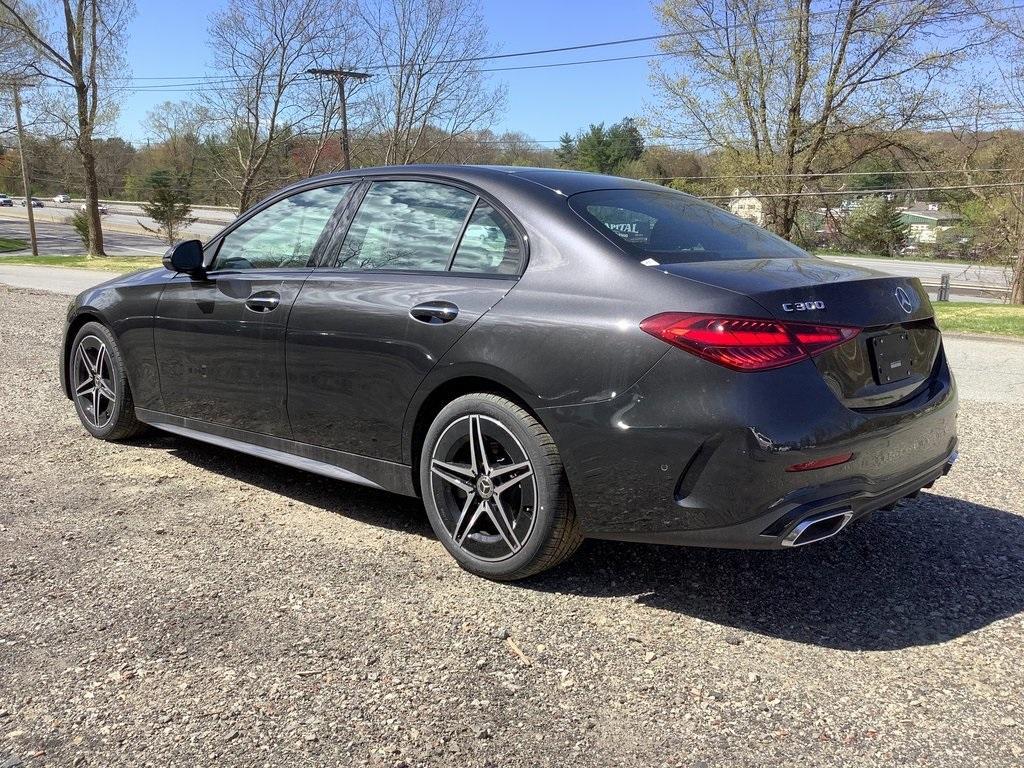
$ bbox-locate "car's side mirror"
[163,240,205,275]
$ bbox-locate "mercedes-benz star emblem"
[895,286,914,314]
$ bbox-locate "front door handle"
[410,301,459,324]
[245,291,281,313]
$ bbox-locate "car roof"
[301,164,668,197]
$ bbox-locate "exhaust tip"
[781,508,854,547]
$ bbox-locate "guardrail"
[920,277,1010,300]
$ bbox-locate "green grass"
[0,254,162,272]
[934,301,1024,338]
[0,237,28,253]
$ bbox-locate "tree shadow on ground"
[133,432,1023,652]
[527,493,1024,651]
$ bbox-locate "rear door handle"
[245,291,281,313]
[410,301,459,324]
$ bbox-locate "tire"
[419,393,583,580]
[69,321,146,441]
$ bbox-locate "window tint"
[215,184,350,271]
[569,189,805,264]
[450,202,523,274]
[336,181,477,271]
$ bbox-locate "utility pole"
[10,83,38,256]
[307,68,370,171]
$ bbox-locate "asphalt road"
[0,216,167,256]
[1,285,1022,767]
[0,209,1013,299]
[0,206,223,244]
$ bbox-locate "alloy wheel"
[429,414,538,561]
[73,335,116,428]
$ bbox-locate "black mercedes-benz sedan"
[61,165,958,580]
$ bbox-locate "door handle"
[410,301,459,324]
[245,291,281,313]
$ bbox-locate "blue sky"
[116,0,663,144]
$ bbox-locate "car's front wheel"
[69,321,145,441]
[419,393,583,580]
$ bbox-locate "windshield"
[568,189,806,264]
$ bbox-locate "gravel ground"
[2,285,1023,767]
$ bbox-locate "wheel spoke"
[430,459,474,493]
[490,461,530,480]
[451,491,478,542]
[97,380,116,401]
[494,465,534,496]
[456,500,489,546]
[92,387,101,423]
[469,415,489,475]
[94,343,107,377]
[75,379,96,396]
[75,346,90,377]
[484,497,520,552]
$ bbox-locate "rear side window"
[450,202,523,274]
[336,181,477,271]
[569,189,805,264]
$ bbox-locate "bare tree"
[649,0,978,240]
[0,0,134,256]
[954,2,1024,303]
[357,0,506,166]
[144,100,213,186]
[205,0,359,211]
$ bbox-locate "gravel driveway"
[2,285,1022,767]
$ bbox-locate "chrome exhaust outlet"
[781,508,854,547]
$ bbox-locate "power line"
[642,167,1024,182]
[701,181,1024,200]
[31,0,1017,90]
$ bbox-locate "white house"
[729,189,764,226]
[900,202,962,244]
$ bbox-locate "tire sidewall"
[419,394,565,579]
[70,322,129,440]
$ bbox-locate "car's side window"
[335,181,477,271]
[214,184,351,271]
[450,202,523,275]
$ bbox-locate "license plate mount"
[870,331,912,384]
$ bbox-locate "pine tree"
[846,197,909,257]
[140,171,197,245]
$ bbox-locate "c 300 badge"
[781,300,825,312]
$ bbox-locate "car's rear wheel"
[69,321,145,441]
[419,393,583,580]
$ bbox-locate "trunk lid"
[660,257,942,409]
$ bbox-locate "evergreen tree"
[554,119,645,175]
[846,197,909,257]
[140,170,197,245]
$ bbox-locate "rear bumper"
[539,342,958,549]
[598,445,957,549]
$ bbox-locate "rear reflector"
[640,313,860,371]
[785,453,854,472]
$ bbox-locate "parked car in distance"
[0,194,12,207]
[53,193,71,203]
[60,165,958,580]
[19,197,43,208]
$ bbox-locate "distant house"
[900,202,962,244]
[729,189,764,226]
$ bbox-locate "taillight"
[640,313,860,372]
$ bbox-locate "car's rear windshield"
[568,189,805,264]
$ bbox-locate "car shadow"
[130,433,1022,652]
[527,493,1024,651]
[130,432,432,539]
